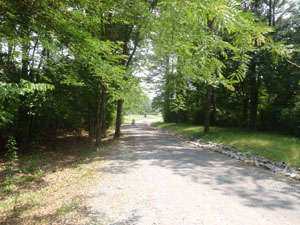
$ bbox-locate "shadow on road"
[102,122,300,212]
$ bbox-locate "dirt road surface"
[86,121,300,225]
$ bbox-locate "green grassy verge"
[124,114,162,123]
[151,122,300,167]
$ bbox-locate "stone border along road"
[149,125,300,182]
[86,121,300,225]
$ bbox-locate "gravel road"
[86,121,300,225]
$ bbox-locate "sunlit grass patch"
[55,199,80,216]
[151,122,300,167]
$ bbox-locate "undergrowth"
[0,134,118,225]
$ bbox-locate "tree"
[149,0,275,132]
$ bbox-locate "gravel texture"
[150,127,300,181]
[86,121,300,225]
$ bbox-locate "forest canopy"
[0,0,299,154]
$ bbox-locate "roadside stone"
[151,125,300,182]
[263,164,275,171]
[290,173,299,179]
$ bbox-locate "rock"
[263,164,274,171]
[279,162,287,168]
[289,173,299,179]
[152,126,300,182]
[274,167,282,173]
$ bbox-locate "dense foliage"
[0,0,157,151]
[1,0,299,155]
[150,0,300,136]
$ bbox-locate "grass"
[124,114,162,123]
[55,199,80,216]
[0,132,119,225]
[151,122,300,167]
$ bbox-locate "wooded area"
[1,0,299,157]
[150,0,300,135]
[0,0,158,153]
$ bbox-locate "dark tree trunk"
[21,40,30,80]
[52,114,58,150]
[240,80,249,129]
[164,56,171,122]
[16,34,30,150]
[88,102,95,142]
[268,0,272,26]
[96,86,107,146]
[204,84,212,132]
[272,3,275,27]
[101,96,107,138]
[114,99,124,138]
[177,111,182,124]
[242,96,249,129]
[24,115,32,151]
[95,93,101,146]
[250,69,259,131]
[88,119,94,142]
[211,90,217,126]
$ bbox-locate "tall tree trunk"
[204,84,212,132]
[272,3,275,27]
[17,35,30,150]
[113,25,135,138]
[242,96,249,129]
[114,99,124,138]
[25,115,32,151]
[250,69,259,131]
[21,40,30,80]
[95,92,101,146]
[177,110,181,124]
[164,56,171,122]
[240,80,249,129]
[101,95,107,138]
[211,90,217,126]
[88,119,94,142]
[88,117,95,142]
[268,0,273,26]
[52,114,58,150]
[95,86,106,146]
[87,101,95,142]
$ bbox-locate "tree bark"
[52,114,58,150]
[240,79,249,129]
[204,84,212,132]
[268,0,272,26]
[95,86,107,146]
[88,101,95,142]
[242,95,249,129]
[114,99,124,138]
[164,56,171,122]
[211,90,217,126]
[101,96,107,138]
[250,70,259,131]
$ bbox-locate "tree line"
[1,0,299,155]
[0,0,158,152]
[150,0,300,136]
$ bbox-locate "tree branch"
[287,59,300,69]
